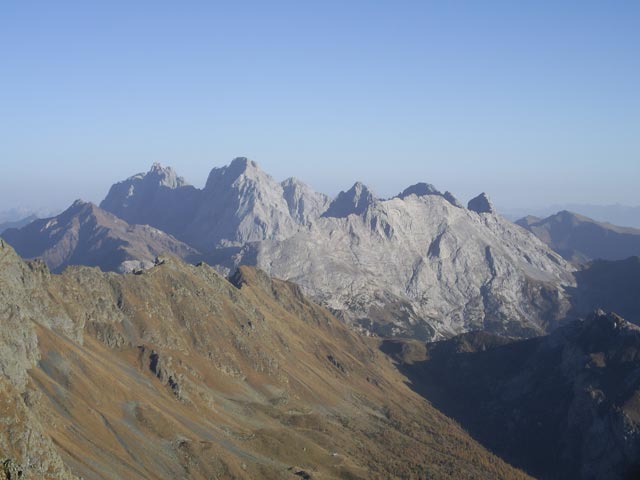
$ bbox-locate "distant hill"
[503,204,640,229]
[1,200,200,273]
[516,210,640,263]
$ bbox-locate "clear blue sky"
[1,1,638,212]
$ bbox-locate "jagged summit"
[204,157,263,188]
[323,181,377,218]
[139,162,188,188]
[395,183,463,208]
[467,192,495,214]
[281,177,330,224]
[397,182,442,199]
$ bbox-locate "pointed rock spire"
[467,193,495,214]
[323,182,377,218]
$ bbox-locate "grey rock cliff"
[98,159,577,340]
[101,158,327,252]
[322,182,377,218]
[235,193,575,340]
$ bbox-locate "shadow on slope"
[381,312,640,480]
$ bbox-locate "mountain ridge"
[517,210,640,262]
[1,200,200,273]
[0,239,528,479]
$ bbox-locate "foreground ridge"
[0,240,527,479]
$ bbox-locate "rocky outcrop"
[322,182,377,218]
[395,183,462,208]
[1,200,200,273]
[281,177,330,224]
[396,182,442,199]
[467,192,495,214]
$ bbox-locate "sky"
[1,1,639,213]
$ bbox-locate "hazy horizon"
[1,2,638,212]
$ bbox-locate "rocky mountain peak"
[205,157,264,189]
[323,181,377,218]
[395,183,463,208]
[281,177,330,224]
[144,162,187,188]
[467,192,495,214]
[397,182,442,199]
[61,199,103,220]
[100,163,190,223]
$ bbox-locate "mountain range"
[9,158,638,342]
[502,204,640,229]
[2,157,640,479]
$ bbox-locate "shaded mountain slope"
[570,256,640,325]
[98,162,200,236]
[0,240,527,480]
[1,200,199,273]
[517,210,640,263]
[382,311,640,479]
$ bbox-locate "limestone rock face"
[322,182,377,218]
[70,159,579,340]
[237,194,575,340]
[100,162,199,235]
[281,177,330,225]
[101,158,327,252]
[182,157,303,249]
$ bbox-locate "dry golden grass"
[1,247,530,479]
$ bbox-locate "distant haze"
[1,2,638,212]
